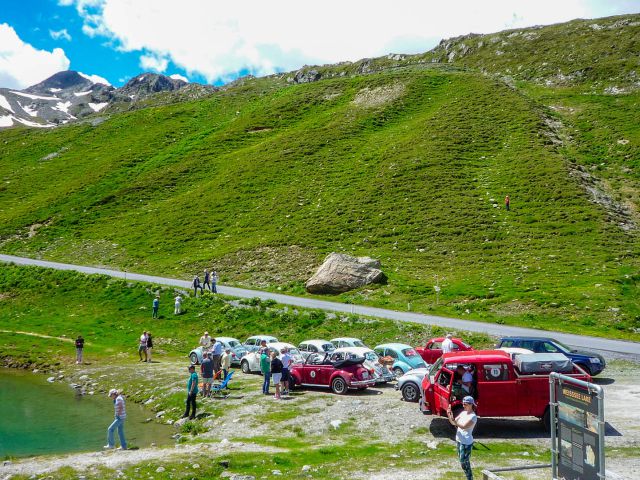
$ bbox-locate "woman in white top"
[447,395,477,480]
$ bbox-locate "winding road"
[1,254,638,358]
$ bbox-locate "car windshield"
[227,340,240,348]
[429,357,444,377]
[551,340,571,353]
[364,352,378,362]
[288,348,301,356]
[353,340,366,347]
[402,348,418,357]
[322,343,335,352]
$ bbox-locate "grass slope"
[0,15,639,339]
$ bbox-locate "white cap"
[108,389,118,396]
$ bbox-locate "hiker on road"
[105,389,127,450]
[75,335,84,364]
[183,365,199,419]
[152,296,159,318]
[447,396,478,480]
[192,275,203,297]
[203,269,211,291]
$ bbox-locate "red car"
[289,353,376,394]
[415,337,473,364]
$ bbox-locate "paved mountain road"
[1,254,638,359]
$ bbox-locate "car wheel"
[241,360,250,374]
[393,367,404,378]
[401,382,420,402]
[576,363,592,376]
[189,353,199,365]
[331,377,347,395]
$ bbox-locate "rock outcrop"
[305,253,385,294]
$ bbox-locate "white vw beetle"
[240,342,303,374]
[298,339,336,360]
[330,347,395,383]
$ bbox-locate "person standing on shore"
[211,270,218,294]
[174,294,183,315]
[183,365,199,419]
[447,396,478,480]
[152,296,159,319]
[138,331,148,362]
[75,335,84,364]
[105,389,127,450]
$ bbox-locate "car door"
[425,341,442,364]
[244,338,256,352]
[304,353,323,385]
[433,367,454,415]
[475,362,519,416]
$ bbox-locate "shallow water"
[0,368,174,458]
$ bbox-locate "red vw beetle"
[415,337,473,364]
[289,352,376,394]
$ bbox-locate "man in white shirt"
[138,331,148,362]
[105,389,127,450]
[442,334,454,354]
[174,295,183,315]
[199,332,212,351]
[447,396,477,480]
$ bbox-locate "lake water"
[0,368,174,458]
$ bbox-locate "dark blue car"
[496,336,606,376]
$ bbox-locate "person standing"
[442,334,454,355]
[174,294,183,315]
[199,331,213,352]
[203,269,211,291]
[75,335,84,364]
[270,350,283,400]
[201,352,213,397]
[192,275,203,297]
[146,332,154,363]
[221,348,232,380]
[152,296,159,319]
[211,338,223,375]
[280,347,292,395]
[505,195,510,211]
[138,331,148,362]
[447,396,478,480]
[211,270,218,294]
[183,365,199,419]
[260,348,271,395]
[105,389,127,450]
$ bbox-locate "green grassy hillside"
[0,15,638,339]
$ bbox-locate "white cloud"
[170,73,188,82]
[139,52,168,72]
[50,28,72,41]
[78,71,111,85]
[60,0,639,84]
[0,23,70,89]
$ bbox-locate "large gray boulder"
[305,253,385,294]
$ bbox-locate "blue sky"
[1,0,638,89]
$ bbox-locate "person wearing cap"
[442,334,454,354]
[199,331,212,351]
[447,396,477,480]
[105,389,127,450]
[183,365,199,419]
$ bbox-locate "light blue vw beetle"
[189,336,247,366]
[373,343,427,377]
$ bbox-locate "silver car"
[395,366,430,402]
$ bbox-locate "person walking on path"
[203,269,211,291]
[146,332,154,363]
[280,347,292,395]
[138,331,148,362]
[201,352,213,397]
[183,365,199,419]
[152,296,159,319]
[105,389,127,450]
[505,195,510,211]
[442,334,454,354]
[211,338,223,374]
[270,350,283,400]
[211,270,219,294]
[75,335,84,364]
[260,348,271,395]
[447,396,478,480]
[221,348,232,380]
[174,294,183,315]
[192,275,203,297]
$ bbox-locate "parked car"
[331,347,395,383]
[496,336,606,376]
[240,342,303,374]
[373,343,427,376]
[289,352,376,394]
[419,350,590,429]
[188,336,248,366]
[298,339,336,359]
[415,337,473,364]
[330,337,369,349]
[242,335,279,353]
[396,367,430,402]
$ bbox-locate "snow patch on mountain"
[79,72,111,86]
[11,91,59,101]
[74,91,92,97]
[0,115,13,127]
[19,102,38,117]
[88,102,108,112]
[54,101,73,114]
[0,94,14,113]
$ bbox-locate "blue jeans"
[107,416,127,449]
[262,371,270,394]
[457,442,473,480]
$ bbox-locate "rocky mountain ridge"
[0,71,210,129]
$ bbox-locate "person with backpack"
[75,335,84,364]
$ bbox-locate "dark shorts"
[281,368,289,382]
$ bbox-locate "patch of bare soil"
[352,83,405,108]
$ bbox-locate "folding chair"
[211,371,234,396]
